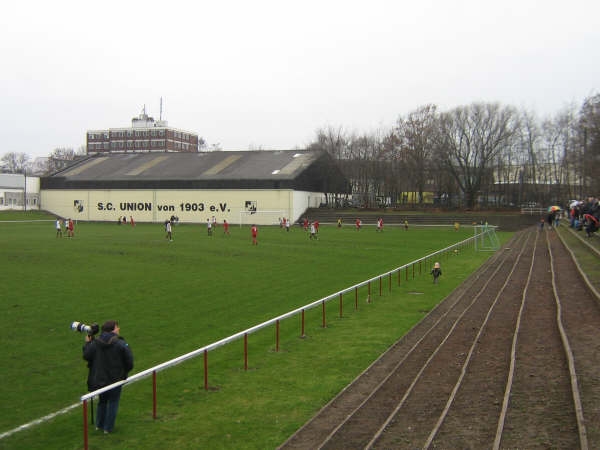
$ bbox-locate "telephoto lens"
[70,321,99,335]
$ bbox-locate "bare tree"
[437,102,520,209]
[344,133,380,207]
[1,152,31,173]
[539,106,579,203]
[396,104,438,205]
[44,147,85,174]
[579,93,600,195]
[307,126,349,161]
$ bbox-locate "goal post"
[239,210,288,227]
[474,224,500,251]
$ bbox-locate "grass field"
[0,211,510,450]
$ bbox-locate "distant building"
[86,110,199,155]
[0,173,40,210]
[41,150,351,224]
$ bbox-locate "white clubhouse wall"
[41,189,325,225]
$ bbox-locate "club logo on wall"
[74,200,84,213]
[245,201,257,214]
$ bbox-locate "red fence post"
[204,349,208,390]
[244,333,248,370]
[379,276,382,296]
[406,266,409,281]
[389,273,392,292]
[412,263,415,279]
[419,260,422,275]
[152,371,157,419]
[339,293,343,318]
[322,300,326,328]
[276,320,280,352]
[83,400,88,450]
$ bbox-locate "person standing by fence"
[431,262,442,284]
[83,320,133,434]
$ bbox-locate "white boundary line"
[0,402,80,440]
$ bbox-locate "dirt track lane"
[279,228,600,450]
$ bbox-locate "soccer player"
[165,220,173,241]
[251,224,258,245]
[55,218,63,238]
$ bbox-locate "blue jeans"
[96,386,122,432]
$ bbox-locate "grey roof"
[0,173,25,189]
[41,150,350,193]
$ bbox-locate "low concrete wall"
[300,209,540,231]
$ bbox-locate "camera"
[70,321,99,336]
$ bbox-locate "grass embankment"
[0,211,510,450]
[556,226,600,294]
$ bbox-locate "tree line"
[2,95,598,210]
[1,146,86,176]
[307,95,599,209]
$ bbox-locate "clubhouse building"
[40,150,350,225]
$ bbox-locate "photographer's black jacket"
[83,332,134,391]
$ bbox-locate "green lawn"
[0,211,510,449]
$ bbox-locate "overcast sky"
[1,0,599,159]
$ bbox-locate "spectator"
[83,320,133,434]
[431,262,442,284]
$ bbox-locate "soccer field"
[0,213,508,449]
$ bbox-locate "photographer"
[83,320,133,434]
